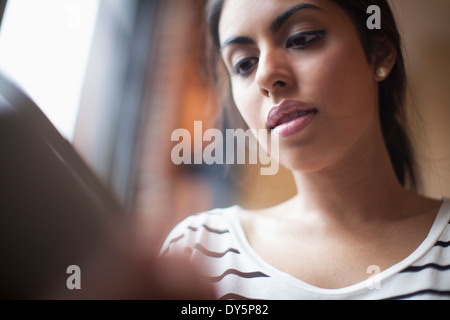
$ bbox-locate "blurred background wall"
[391,0,450,198]
[0,0,449,247]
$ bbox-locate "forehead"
[218,0,338,44]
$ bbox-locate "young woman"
[161,0,450,300]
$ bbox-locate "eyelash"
[232,30,326,77]
[286,29,325,49]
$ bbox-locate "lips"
[267,101,317,138]
[269,110,313,129]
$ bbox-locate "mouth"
[267,101,318,138]
[268,110,317,129]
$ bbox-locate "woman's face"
[219,0,382,173]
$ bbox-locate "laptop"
[0,71,124,299]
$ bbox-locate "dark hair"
[205,0,418,190]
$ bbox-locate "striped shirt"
[161,198,450,300]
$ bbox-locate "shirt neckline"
[225,198,450,296]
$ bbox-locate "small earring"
[376,67,389,80]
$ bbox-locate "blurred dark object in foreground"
[0,72,213,300]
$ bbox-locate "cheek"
[305,40,376,116]
[231,82,262,129]
[281,38,380,170]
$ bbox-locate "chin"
[278,150,331,175]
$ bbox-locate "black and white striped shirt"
[161,198,450,300]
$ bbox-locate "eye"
[233,57,259,76]
[286,30,325,49]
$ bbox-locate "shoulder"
[160,206,241,257]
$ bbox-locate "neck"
[290,131,409,225]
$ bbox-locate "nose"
[256,48,294,99]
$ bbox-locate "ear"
[372,36,397,82]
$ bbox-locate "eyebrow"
[270,3,323,33]
[220,36,256,52]
[221,2,323,51]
